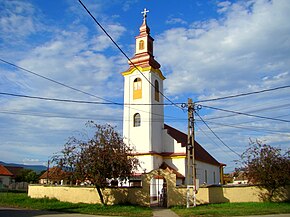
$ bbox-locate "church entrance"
[150,175,167,207]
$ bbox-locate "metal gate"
[150,176,167,207]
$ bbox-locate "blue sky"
[0,0,289,173]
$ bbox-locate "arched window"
[133,77,142,99]
[133,113,141,127]
[139,40,144,50]
[154,80,159,102]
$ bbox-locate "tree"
[15,169,39,183]
[52,121,139,204]
[238,139,290,201]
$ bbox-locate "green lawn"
[1,192,290,217]
[171,201,290,217]
[0,192,152,217]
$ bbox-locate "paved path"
[152,208,179,217]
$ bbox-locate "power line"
[0,109,184,123]
[0,92,179,106]
[0,58,114,103]
[195,123,237,161]
[78,0,183,110]
[204,103,290,121]
[0,92,119,105]
[201,105,290,123]
[195,85,290,103]
[195,111,241,157]
[198,120,290,136]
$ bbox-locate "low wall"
[28,185,148,206]
[29,184,290,207]
[170,185,289,207]
[28,169,290,207]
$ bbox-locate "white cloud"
[166,17,187,25]
[155,0,290,96]
[0,0,42,42]
[0,1,128,164]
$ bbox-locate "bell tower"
[122,9,166,172]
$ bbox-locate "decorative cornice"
[122,66,166,80]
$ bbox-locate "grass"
[171,201,290,217]
[1,192,290,217]
[0,192,152,217]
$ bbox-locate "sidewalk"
[152,208,179,217]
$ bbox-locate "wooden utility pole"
[186,98,196,207]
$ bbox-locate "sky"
[0,0,289,173]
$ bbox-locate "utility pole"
[186,98,196,208]
[47,159,50,185]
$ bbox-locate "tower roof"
[125,8,162,71]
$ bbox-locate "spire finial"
[141,8,149,20]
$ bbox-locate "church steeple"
[127,8,161,70]
[122,9,165,173]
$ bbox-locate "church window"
[133,113,141,127]
[139,40,144,50]
[133,77,142,99]
[154,80,159,102]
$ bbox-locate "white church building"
[122,10,225,188]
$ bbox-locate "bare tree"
[52,121,139,204]
[238,139,290,201]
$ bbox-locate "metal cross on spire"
[141,8,149,20]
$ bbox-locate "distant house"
[5,166,24,180]
[0,164,13,188]
[39,167,71,185]
[232,171,248,185]
[223,173,234,185]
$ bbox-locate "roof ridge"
[164,124,223,166]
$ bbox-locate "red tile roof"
[164,124,222,166]
[0,165,13,176]
[39,167,70,180]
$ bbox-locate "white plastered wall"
[195,160,220,185]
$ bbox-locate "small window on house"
[213,172,216,184]
[205,170,208,184]
[154,80,159,102]
[139,40,144,50]
[133,113,141,127]
[133,78,142,99]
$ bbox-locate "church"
[122,9,224,187]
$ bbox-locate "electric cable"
[201,105,290,123]
[0,92,182,120]
[78,0,183,110]
[195,111,241,157]
[0,58,114,104]
[195,123,237,161]
[204,102,290,121]
[0,92,178,106]
[195,85,290,103]
[0,109,184,123]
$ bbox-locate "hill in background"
[0,161,46,173]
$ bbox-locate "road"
[1,207,290,217]
[0,207,116,217]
